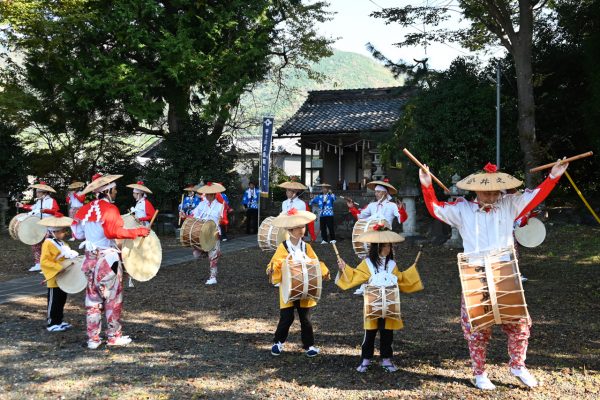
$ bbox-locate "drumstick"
[177,194,184,226]
[331,243,348,280]
[529,151,593,172]
[339,196,359,206]
[413,251,422,266]
[40,260,76,284]
[137,210,159,247]
[403,148,450,193]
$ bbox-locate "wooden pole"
[331,243,348,280]
[138,209,159,247]
[177,194,184,226]
[529,151,593,172]
[402,148,451,193]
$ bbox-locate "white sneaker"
[47,324,67,332]
[87,340,102,350]
[68,237,76,242]
[306,346,320,357]
[320,240,328,244]
[273,283,280,287]
[107,335,132,346]
[128,277,135,288]
[511,367,538,388]
[473,373,496,390]
[29,264,41,272]
[205,277,217,285]
[354,284,365,295]
[329,240,337,244]
[521,276,528,283]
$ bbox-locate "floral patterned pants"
[82,252,124,342]
[460,297,531,375]
[193,240,221,279]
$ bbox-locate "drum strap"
[484,255,502,324]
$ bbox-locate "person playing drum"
[266,208,330,358]
[126,180,156,287]
[72,173,150,349]
[310,183,337,245]
[335,224,423,373]
[279,181,317,242]
[188,182,226,285]
[345,179,408,229]
[39,213,79,332]
[345,179,408,295]
[66,181,86,241]
[419,160,569,390]
[16,181,61,272]
[179,184,201,217]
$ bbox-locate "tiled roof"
[276,87,411,136]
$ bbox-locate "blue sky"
[317,0,505,70]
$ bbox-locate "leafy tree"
[371,0,550,186]
[381,58,520,187]
[0,122,29,201]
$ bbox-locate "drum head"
[18,215,47,245]
[121,214,138,229]
[281,259,292,304]
[122,231,162,281]
[258,217,289,251]
[514,217,546,248]
[56,256,87,294]
[199,220,218,251]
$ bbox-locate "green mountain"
[240,49,403,131]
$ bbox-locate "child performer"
[419,160,568,390]
[335,224,423,372]
[38,213,79,332]
[266,208,330,357]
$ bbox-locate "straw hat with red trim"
[271,208,316,229]
[30,181,56,193]
[126,180,152,194]
[81,173,123,195]
[355,223,405,243]
[457,162,523,191]
[366,180,397,195]
[196,182,226,194]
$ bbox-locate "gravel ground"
[0,224,598,399]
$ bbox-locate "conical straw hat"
[457,163,522,191]
[126,181,152,194]
[278,181,308,190]
[196,182,226,194]
[355,228,405,243]
[271,209,316,228]
[68,181,85,190]
[82,174,123,195]
[366,180,397,195]
[37,214,73,228]
[30,182,56,193]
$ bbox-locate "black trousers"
[273,301,314,349]
[246,208,258,234]
[361,318,394,359]
[47,287,68,326]
[319,216,335,242]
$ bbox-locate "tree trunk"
[513,41,539,187]
[166,85,190,136]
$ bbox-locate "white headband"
[95,182,116,193]
[374,185,388,192]
[133,188,144,194]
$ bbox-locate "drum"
[514,217,546,248]
[351,219,390,258]
[281,255,322,303]
[120,214,162,281]
[180,217,218,251]
[458,246,529,332]
[258,216,289,251]
[8,213,47,245]
[56,256,87,294]
[363,284,401,321]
